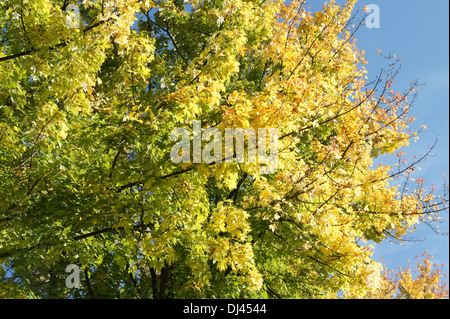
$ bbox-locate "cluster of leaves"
[0,0,448,298]
[346,251,449,299]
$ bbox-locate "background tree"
[0,0,448,298]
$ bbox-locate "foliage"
[346,251,449,299]
[0,0,447,298]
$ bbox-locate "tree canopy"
[0,0,448,298]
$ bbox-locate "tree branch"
[0,19,110,63]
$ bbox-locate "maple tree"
[0,0,448,298]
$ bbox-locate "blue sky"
[307,0,449,276]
